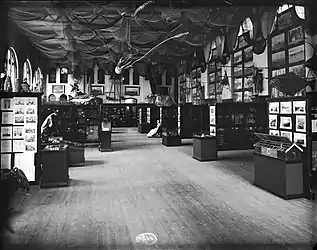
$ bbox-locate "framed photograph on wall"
[125,86,140,96]
[295,115,306,132]
[289,64,306,78]
[52,85,65,94]
[288,45,305,64]
[280,131,293,141]
[293,100,306,114]
[293,132,306,147]
[280,116,292,130]
[288,26,304,46]
[269,102,280,114]
[271,33,285,52]
[91,86,104,96]
[244,46,253,62]
[1,98,13,110]
[280,101,292,114]
[269,114,278,129]
[233,50,243,64]
[272,51,286,69]
[1,127,12,139]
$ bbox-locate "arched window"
[33,67,43,92]
[97,68,105,84]
[60,67,68,83]
[23,59,32,90]
[6,47,19,87]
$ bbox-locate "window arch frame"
[6,47,19,85]
[23,59,32,90]
[33,67,43,92]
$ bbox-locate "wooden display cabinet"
[40,144,69,188]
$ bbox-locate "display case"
[40,144,69,188]
[0,92,42,185]
[215,102,268,151]
[193,105,217,161]
[253,133,305,199]
[161,106,181,146]
[99,120,112,152]
[137,107,152,133]
[267,96,312,199]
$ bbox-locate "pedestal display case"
[193,105,217,161]
[161,106,181,146]
[137,107,152,134]
[267,96,312,199]
[40,144,69,188]
[99,121,112,152]
[253,133,304,199]
[0,92,42,185]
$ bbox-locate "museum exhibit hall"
[1,0,317,249]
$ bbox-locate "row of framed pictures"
[271,43,305,70]
[269,130,306,147]
[269,100,306,114]
[233,46,253,65]
[271,26,304,53]
[268,114,306,133]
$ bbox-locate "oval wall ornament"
[136,233,158,246]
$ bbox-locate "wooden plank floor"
[4,128,317,250]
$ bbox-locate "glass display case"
[161,106,181,146]
[193,105,218,161]
[253,132,305,199]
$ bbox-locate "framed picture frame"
[52,85,65,94]
[0,98,13,110]
[293,132,306,147]
[295,115,306,132]
[269,102,280,114]
[280,101,292,114]
[288,26,304,46]
[289,64,306,78]
[243,46,253,62]
[233,50,243,64]
[288,44,305,64]
[125,86,140,96]
[280,131,293,141]
[269,114,278,129]
[280,116,292,130]
[91,86,104,96]
[1,127,12,139]
[272,51,286,69]
[293,100,306,114]
[271,33,285,53]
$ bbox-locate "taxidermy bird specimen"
[1,167,30,234]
